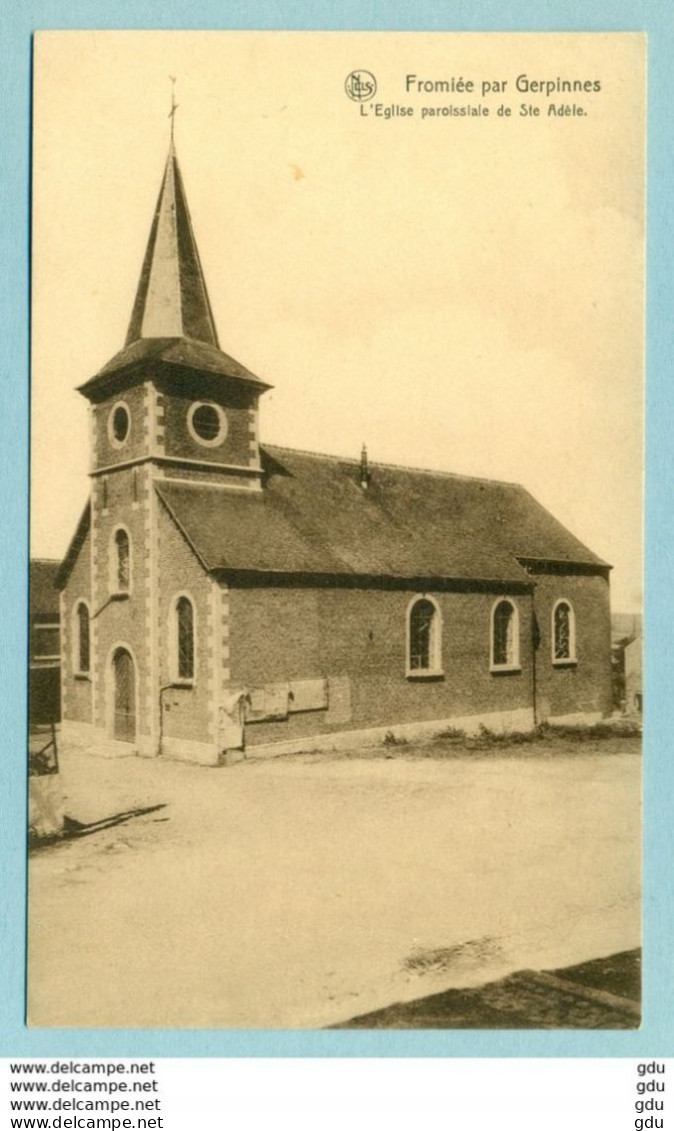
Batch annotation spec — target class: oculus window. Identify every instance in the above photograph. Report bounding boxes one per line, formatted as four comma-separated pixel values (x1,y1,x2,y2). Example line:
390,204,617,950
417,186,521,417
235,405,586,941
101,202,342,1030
187,402,227,447
108,401,130,447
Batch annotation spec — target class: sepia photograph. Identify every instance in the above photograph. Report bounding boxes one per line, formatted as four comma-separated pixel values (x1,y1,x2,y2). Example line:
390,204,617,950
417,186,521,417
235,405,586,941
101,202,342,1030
28,30,643,1030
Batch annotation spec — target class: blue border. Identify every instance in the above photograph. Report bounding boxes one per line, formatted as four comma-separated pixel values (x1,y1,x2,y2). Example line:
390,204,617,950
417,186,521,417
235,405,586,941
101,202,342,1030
1,1,671,1058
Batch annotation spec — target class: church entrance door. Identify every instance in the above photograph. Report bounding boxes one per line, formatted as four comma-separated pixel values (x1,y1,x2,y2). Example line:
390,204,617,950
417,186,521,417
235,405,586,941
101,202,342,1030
112,648,136,742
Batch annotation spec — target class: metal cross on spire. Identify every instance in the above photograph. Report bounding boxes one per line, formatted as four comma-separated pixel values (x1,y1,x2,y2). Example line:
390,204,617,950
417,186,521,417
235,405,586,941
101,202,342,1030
168,76,179,142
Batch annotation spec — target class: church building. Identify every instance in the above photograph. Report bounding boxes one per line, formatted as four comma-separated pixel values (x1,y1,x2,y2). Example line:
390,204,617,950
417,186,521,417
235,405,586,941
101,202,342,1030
57,141,613,764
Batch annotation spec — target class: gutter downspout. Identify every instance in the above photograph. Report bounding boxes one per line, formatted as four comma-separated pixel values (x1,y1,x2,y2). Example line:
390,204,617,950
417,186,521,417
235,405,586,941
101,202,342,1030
530,580,538,728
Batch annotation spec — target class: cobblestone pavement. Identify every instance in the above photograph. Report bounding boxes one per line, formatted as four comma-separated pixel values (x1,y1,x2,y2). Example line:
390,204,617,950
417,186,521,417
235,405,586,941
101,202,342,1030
334,950,641,1029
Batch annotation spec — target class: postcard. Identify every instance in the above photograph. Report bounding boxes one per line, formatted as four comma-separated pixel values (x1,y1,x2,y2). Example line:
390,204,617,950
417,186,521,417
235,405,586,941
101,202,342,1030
24,29,646,1038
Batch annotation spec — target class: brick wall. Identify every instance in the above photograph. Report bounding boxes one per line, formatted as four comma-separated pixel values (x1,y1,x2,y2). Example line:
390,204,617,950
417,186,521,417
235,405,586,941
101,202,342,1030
231,588,320,685
160,384,258,470
229,584,537,746
156,494,214,746
61,459,612,754
530,571,612,720
90,466,151,740
92,379,261,479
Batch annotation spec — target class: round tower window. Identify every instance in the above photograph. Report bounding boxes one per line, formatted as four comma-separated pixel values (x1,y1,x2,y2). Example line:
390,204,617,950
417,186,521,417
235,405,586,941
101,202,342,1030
187,402,227,447
108,402,130,447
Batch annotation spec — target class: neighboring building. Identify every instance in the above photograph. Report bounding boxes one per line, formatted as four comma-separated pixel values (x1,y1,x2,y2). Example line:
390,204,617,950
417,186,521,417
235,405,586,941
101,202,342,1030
612,612,643,642
610,613,643,711
624,634,643,714
29,559,61,725
56,141,613,764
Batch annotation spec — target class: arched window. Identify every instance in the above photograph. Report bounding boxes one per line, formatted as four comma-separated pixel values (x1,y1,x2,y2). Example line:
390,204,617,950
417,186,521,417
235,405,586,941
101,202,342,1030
74,601,90,675
491,599,520,669
552,600,576,663
175,596,195,682
114,528,130,592
407,596,442,676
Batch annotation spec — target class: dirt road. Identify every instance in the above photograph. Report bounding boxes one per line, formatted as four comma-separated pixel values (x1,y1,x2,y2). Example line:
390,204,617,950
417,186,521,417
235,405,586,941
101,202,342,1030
28,735,640,1028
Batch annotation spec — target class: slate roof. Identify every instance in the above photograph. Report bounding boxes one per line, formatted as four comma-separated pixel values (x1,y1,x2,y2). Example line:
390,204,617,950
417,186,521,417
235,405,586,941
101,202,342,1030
78,143,270,400
65,145,608,591
127,141,219,347
155,446,608,585
55,503,91,591
78,337,270,396
30,559,61,617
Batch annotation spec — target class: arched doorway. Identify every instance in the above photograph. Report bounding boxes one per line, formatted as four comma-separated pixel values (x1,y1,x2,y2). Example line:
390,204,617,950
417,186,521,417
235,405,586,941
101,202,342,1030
112,647,136,742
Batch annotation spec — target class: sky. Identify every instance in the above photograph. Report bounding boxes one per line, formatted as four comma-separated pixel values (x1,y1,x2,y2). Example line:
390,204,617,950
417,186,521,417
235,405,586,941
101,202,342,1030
31,31,644,610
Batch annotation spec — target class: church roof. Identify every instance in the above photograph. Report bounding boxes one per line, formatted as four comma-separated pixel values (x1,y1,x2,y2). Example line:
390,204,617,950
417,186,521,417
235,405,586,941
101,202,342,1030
55,502,91,590
155,446,609,585
78,336,270,395
79,143,270,398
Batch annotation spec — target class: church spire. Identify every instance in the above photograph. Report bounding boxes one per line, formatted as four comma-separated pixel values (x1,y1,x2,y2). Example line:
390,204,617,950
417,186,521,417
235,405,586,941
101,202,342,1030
79,108,271,401
125,141,220,348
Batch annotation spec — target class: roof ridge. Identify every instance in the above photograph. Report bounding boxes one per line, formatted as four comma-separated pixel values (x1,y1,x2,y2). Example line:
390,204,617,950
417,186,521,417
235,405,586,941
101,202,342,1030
264,443,520,488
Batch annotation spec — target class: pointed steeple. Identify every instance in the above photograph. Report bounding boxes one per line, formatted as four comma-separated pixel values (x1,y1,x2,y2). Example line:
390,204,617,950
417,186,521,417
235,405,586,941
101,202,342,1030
79,132,271,401
125,143,219,347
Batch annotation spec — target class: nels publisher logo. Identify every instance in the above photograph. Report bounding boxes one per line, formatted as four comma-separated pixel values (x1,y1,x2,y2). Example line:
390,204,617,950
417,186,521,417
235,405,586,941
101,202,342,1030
345,70,377,102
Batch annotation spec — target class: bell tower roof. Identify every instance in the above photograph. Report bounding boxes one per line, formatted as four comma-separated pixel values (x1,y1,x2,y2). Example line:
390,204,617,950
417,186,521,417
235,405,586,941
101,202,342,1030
78,138,271,400
125,142,219,348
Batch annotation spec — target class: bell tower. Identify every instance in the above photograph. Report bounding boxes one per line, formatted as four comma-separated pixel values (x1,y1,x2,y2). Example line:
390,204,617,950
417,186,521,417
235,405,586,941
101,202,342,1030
78,139,271,490
74,132,271,756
